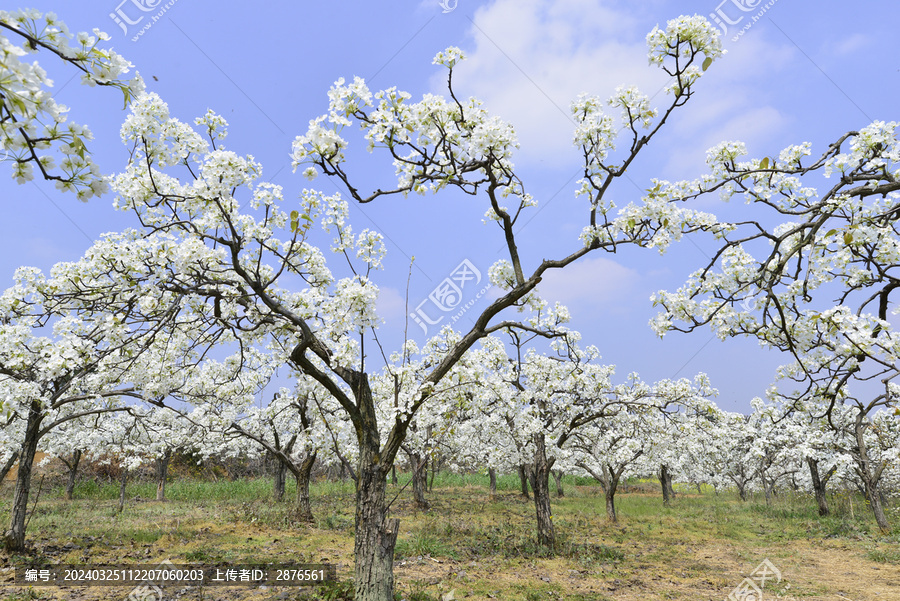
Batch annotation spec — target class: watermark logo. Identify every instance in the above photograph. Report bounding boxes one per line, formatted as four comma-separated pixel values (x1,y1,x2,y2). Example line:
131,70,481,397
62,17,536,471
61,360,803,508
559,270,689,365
126,558,175,601
438,0,458,13
410,259,491,335
709,0,779,42
109,0,179,42
726,558,785,601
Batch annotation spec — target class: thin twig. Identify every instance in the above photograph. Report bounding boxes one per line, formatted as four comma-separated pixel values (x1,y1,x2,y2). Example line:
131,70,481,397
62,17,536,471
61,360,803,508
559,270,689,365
24,475,45,531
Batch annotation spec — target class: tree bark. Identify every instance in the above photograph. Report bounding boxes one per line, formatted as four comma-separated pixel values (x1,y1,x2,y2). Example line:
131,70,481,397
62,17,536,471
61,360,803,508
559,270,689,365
155,449,172,501
730,465,751,502
553,470,564,498
488,468,497,497
354,446,398,601
531,433,555,550
4,401,42,552
853,416,890,532
659,464,675,506
62,449,82,501
576,461,622,523
404,448,429,511
518,464,530,499
604,465,622,523
273,455,287,502
762,472,773,506
292,451,316,523
806,457,834,517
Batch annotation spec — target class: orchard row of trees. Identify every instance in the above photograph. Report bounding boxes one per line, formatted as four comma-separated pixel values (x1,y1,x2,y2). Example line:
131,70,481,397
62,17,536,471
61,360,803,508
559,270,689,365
2,9,898,601
4,372,899,530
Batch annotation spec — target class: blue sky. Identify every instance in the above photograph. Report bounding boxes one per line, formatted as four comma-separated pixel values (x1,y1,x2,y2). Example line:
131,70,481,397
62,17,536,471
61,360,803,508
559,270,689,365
2,0,898,411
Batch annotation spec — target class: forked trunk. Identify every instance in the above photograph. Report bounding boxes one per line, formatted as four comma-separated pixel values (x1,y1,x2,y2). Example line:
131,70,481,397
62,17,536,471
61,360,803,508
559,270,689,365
736,480,749,502
4,401,42,552
553,470,564,497
806,457,833,517
604,465,621,523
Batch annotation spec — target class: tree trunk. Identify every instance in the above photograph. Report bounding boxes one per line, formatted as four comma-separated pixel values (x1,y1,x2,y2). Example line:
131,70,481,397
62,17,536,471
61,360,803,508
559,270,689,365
4,400,42,552
155,449,171,501
604,465,621,523
736,480,749,501
0,451,19,484
762,473,773,506
531,433,555,550
605,486,617,522
659,464,675,506
806,457,833,517
354,448,398,601
862,474,889,531
518,464,530,499
553,470,564,497
488,468,497,497
405,449,429,510
853,416,890,532
118,468,128,514
292,452,316,523
731,466,751,502
62,449,82,501
273,456,287,501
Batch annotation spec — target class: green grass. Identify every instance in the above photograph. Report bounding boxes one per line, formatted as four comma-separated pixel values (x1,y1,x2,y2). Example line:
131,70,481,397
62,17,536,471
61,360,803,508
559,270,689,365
1,471,898,600
63,476,280,502
867,545,900,563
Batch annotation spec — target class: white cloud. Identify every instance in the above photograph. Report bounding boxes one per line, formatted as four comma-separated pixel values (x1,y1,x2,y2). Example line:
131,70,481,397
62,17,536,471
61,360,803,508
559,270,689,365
445,0,800,179
376,285,408,324
662,104,788,183
536,255,640,313
443,0,669,167
656,32,797,181
832,33,869,57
